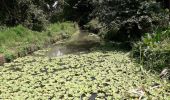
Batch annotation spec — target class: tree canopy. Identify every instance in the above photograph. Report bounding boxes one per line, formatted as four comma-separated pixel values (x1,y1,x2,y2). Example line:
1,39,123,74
0,0,169,38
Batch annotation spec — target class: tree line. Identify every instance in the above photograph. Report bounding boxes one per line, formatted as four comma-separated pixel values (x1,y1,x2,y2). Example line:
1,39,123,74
0,0,169,41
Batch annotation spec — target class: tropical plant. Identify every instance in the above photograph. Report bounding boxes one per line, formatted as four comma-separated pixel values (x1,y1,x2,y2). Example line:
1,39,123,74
132,29,170,71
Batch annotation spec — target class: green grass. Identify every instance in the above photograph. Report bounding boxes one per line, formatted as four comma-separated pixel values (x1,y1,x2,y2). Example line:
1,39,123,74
0,47,169,99
0,22,78,61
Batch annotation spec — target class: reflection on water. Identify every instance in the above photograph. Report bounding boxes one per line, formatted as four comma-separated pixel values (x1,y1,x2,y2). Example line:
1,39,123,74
46,32,100,57
47,45,65,57
46,44,91,57
48,47,64,57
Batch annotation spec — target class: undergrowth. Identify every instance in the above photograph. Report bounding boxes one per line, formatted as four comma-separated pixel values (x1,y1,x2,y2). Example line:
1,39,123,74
132,28,170,72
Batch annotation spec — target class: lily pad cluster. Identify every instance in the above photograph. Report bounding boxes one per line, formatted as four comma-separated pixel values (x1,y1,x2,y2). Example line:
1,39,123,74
0,49,170,99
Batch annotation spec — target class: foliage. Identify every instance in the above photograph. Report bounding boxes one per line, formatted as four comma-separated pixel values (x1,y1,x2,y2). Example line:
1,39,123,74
89,0,169,41
62,0,94,25
0,0,168,35
0,0,64,31
132,29,170,71
23,4,48,31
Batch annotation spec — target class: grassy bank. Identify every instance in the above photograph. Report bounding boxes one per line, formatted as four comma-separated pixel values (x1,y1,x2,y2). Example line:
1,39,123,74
0,22,78,62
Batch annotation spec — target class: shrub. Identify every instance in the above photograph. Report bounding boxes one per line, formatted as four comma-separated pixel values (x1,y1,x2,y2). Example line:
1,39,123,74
23,4,48,31
132,29,170,71
62,0,94,25
0,0,64,31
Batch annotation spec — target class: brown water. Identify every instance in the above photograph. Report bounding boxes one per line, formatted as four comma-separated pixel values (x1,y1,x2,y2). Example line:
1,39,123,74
46,44,91,57
46,31,101,57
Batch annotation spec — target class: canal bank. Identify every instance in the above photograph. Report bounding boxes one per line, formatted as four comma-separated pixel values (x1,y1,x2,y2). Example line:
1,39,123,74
0,22,78,65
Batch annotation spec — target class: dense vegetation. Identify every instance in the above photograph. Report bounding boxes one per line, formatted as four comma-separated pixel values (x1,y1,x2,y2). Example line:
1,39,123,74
132,28,170,72
0,0,170,99
0,0,68,31
92,0,169,41
60,0,169,40
0,47,170,99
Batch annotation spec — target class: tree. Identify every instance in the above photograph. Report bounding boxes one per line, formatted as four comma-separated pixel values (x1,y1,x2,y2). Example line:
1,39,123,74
90,0,169,41
62,0,94,25
0,0,64,31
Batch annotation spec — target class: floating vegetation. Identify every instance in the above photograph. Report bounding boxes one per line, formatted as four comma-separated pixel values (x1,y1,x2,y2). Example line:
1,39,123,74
0,49,170,100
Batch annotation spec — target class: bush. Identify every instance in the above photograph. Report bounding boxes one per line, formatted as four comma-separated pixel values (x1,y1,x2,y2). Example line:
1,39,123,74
0,0,64,31
132,29,170,71
23,4,48,31
91,0,169,41
62,0,94,25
